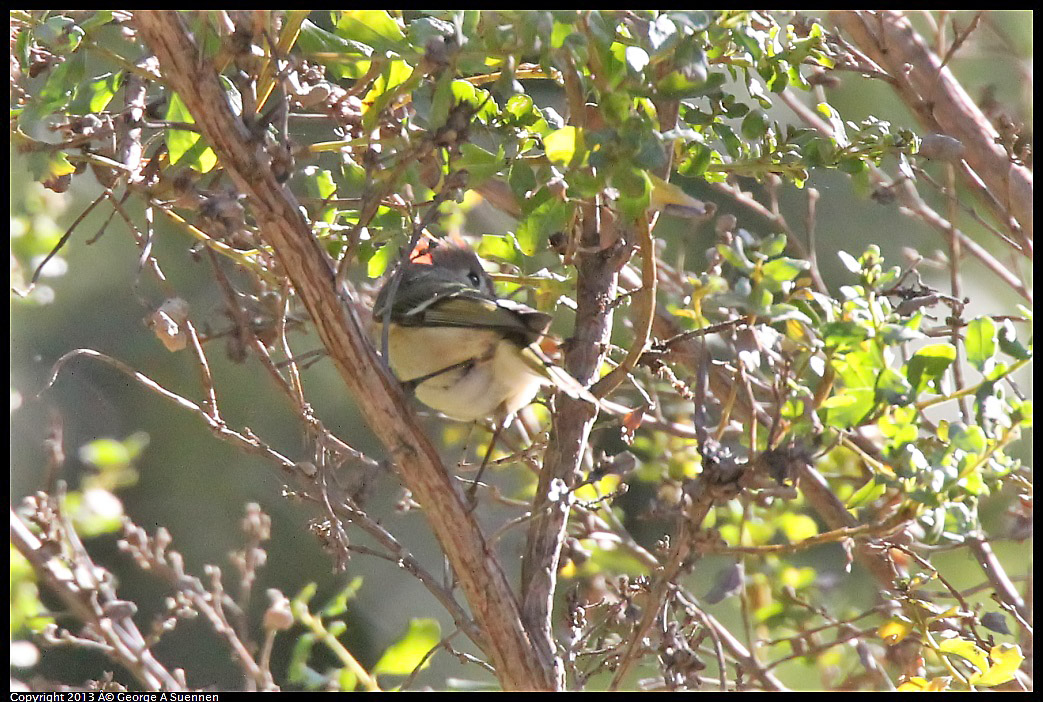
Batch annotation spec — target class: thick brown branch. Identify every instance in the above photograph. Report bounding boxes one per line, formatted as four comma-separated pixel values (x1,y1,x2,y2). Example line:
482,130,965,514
520,202,623,685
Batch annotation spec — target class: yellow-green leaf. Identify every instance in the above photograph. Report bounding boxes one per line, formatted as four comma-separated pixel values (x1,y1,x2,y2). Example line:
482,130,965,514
166,92,217,173
778,513,818,542
938,637,988,675
544,126,579,166
373,618,441,676
971,643,1024,687
878,617,912,644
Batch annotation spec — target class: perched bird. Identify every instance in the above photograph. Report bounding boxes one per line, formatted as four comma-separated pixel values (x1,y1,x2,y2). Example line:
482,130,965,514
372,236,595,422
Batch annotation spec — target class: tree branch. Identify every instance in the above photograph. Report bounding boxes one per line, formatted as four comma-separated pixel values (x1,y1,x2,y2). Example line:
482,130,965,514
519,200,623,685
831,10,1032,242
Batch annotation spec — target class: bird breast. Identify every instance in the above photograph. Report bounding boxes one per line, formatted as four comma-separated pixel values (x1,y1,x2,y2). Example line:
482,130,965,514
385,325,545,421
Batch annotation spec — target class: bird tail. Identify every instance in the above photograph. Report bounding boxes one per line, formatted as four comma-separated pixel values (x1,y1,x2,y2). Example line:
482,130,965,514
520,345,599,407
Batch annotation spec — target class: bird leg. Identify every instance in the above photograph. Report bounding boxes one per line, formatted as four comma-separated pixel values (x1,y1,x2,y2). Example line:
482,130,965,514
467,417,510,506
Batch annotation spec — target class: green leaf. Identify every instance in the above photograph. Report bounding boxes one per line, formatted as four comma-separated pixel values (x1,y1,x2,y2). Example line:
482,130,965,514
373,618,441,676
457,142,505,187
878,406,918,444
405,16,455,52
476,234,521,262
997,319,1030,360
362,60,418,130
679,142,714,177
80,10,115,32
821,387,875,429
875,368,913,405
778,513,818,542
504,93,533,120
64,488,124,538
25,150,76,183
507,160,537,199
78,436,144,470
32,51,86,119
337,668,358,692
761,257,809,289
427,71,454,129
761,233,788,258
166,92,217,173
550,18,574,50
321,576,363,617
740,109,767,140
879,321,925,345
656,70,724,99
301,166,336,201
766,65,789,93
906,343,957,394
713,123,742,158
846,477,887,508
287,632,319,686
504,93,552,136
297,20,373,79
815,101,848,147
367,244,395,278
516,190,573,256
68,71,122,114
948,423,986,453
820,321,869,350
766,304,812,325
334,10,405,54
449,80,496,122
965,316,997,371
716,239,755,273
301,166,337,223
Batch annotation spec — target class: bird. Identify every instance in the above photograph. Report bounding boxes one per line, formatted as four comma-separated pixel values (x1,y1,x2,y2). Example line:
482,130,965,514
372,235,596,423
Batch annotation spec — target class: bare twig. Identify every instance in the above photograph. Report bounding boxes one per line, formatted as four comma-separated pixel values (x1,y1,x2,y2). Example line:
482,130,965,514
12,502,186,691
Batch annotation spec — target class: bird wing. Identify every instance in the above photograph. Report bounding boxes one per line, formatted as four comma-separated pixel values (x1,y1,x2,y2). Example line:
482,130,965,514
516,343,599,405
403,292,550,346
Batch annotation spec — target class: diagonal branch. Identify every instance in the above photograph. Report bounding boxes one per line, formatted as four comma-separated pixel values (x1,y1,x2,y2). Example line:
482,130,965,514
831,10,1032,242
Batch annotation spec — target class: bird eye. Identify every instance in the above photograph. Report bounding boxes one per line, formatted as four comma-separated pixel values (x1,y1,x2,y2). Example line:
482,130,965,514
467,271,482,287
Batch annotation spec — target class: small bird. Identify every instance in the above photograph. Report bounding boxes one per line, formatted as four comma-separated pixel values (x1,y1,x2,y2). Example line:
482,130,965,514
372,236,596,422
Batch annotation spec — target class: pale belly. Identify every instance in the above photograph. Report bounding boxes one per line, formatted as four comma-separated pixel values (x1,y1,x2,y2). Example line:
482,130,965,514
382,325,545,421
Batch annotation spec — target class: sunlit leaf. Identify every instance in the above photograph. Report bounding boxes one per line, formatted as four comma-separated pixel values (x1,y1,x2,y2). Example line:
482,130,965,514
334,10,405,54
166,92,217,173
544,126,581,166
970,643,1024,687
965,316,997,372
906,343,957,394
373,618,441,676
